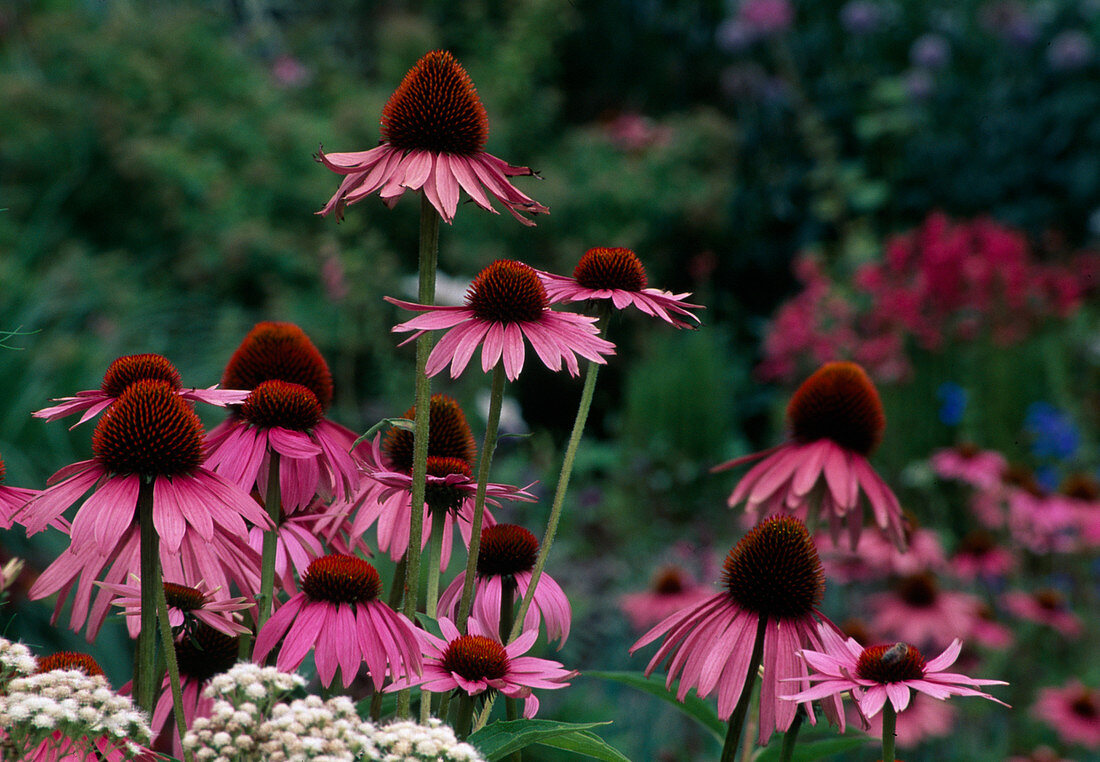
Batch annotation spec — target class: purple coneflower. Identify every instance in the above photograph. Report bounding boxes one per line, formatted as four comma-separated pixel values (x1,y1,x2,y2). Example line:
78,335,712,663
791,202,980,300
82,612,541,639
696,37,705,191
253,553,421,689
869,572,983,650
713,361,907,550
0,453,38,530
929,443,1006,489
438,524,571,645
1001,588,1083,638
386,617,576,719
619,565,714,631
1031,680,1100,749
34,353,247,428
537,247,703,327
389,259,616,381
98,578,250,638
631,516,843,744
318,50,548,226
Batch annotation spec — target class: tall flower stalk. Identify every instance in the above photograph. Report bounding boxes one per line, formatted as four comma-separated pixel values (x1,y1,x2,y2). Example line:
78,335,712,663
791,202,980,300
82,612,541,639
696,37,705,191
255,453,282,635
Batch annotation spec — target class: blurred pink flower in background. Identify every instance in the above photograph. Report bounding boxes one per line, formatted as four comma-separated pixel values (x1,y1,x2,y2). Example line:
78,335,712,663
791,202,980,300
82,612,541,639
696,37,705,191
869,573,983,649
816,527,945,583
930,444,1007,490
949,530,1016,581
619,565,714,631
1032,680,1100,748
1001,589,1083,638
738,0,794,37
860,691,956,748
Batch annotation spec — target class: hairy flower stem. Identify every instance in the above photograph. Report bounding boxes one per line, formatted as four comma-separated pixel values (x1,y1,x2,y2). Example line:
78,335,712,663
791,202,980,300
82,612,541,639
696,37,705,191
135,481,159,714
778,707,805,762
255,453,282,640
453,693,477,740
398,193,440,719
720,617,767,762
153,562,194,762
455,363,506,632
508,316,608,643
420,508,448,723
881,703,897,762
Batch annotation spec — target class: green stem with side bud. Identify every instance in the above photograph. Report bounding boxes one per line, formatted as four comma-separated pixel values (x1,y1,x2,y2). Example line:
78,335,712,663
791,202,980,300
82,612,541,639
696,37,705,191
720,617,767,762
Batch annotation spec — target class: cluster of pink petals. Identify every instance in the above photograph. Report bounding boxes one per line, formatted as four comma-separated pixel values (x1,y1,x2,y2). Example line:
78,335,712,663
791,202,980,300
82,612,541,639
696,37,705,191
34,386,247,429
246,510,329,592
783,628,1008,721
869,582,984,650
8,733,162,762
618,567,714,631
1031,680,1100,748
317,145,549,226
1001,590,1083,638
716,438,906,550
97,578,250,638
386,618,576,718
0,480,38,530
437,567,572,646
930,445,1007,490
816,528,945,583
536,270,703,328
253,585,421,690
387,296,616,382
949,539,1016,581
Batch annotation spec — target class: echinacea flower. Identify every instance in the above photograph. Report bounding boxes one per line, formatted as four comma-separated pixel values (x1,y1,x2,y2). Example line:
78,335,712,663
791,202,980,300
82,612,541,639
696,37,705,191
782,629,1008,722
438,524,571,645
1032,680,1100,749
220,322,335,411
21,379,271,634
253,554,421,689
630,516,844,744
619,565,714,631
34,353,247,428
869,573,983,650
713,361,907,550
930,443,1006,489
386,617,576,718
537,247,703,328
318,50,548,226
1001,588,1083,638
949,530,1016,581
0,452,37,530
98,578,251,639
388,259,616,381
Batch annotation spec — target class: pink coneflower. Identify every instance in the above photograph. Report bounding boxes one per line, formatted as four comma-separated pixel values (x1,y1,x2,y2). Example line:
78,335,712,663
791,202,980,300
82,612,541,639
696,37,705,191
0,453,37,530
98,578,251,639
438,524,571,645
713,362,906,550
253,554,421,689
220,322,335,411
815,525,945,583
619,565,714,631
317,50,548,226
1032,681,1100,749
783,629,1008,722
537,247,703,328
388,259,616,381
631,516,843,744
386,617,576,718
929,443,1006,489
34,353,247,428
20,380,270,635
1001,588,1083,638
869,573,982,650
949,530,1016,581
970,603,1014,650
246,506,328,591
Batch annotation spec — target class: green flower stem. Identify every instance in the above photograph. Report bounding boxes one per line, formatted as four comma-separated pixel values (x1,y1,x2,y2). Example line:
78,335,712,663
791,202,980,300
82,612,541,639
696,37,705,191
453,693,477,740
397,193,440,719
881,703,897,762
455,363,507,632
720,617,767,762
134,480,159,714
152,558,194,762
473,693,497,732
777,707,805,762
508,317,608,643
501,580,522,762
255,452,282,641
420,508,448,723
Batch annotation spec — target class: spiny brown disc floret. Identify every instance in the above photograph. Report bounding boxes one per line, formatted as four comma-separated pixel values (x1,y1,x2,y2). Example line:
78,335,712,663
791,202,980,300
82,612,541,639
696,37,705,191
440,634,509,682
222,322,333,411
239,380,323,432
856,642,926,683
92,380,205,477
175,623,240,684
301,554,382,604
382,395,477,474
895,572,939,607
380,50,489,156
101,354,183,398
957,530,996,556
1072,689,1099,719
722,516,824,620
466,260,549,325
652,567,686,595
424,456,474,516
787,362,885,456
164,582,207,612
477,524,539,579
36,652,105,677
573,247,648,292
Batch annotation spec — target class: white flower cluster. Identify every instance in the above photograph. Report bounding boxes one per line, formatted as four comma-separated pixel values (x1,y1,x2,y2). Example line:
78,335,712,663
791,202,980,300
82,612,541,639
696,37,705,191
205,662,306,715
259,695,377,762
0,668,151,758
371,718,486,762
0,636,36,690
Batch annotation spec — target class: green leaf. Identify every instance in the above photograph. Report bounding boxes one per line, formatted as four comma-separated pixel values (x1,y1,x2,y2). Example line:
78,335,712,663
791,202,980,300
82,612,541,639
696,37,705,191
468,719,612,760
753,734,871,761
535,729,633,761
352,417,413,448
584,670,724,741
414,612,445,640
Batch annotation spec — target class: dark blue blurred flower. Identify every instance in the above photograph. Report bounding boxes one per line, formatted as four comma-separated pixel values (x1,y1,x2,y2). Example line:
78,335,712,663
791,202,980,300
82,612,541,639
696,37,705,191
1035,464,1061,493
936,382,968,426
1025,402,1080,461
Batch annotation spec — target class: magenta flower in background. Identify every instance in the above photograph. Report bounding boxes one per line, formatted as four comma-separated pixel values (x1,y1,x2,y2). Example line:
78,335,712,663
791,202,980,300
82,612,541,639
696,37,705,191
714,361,907,550
631,516,843,744
389,259,615,381
33,353,247,428
98,578,250,639
737,0,794,37
537,247,703,328
815,526,945,583
619,565,713,631
869,573,983,650
386,617,576,718
438,524,572,645
253,554,421,689
930,444,1007,490
1032,680,1100,749
1001,588,1083,638
949,530,1016,581
783,628,1008,722
318,50,548,226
